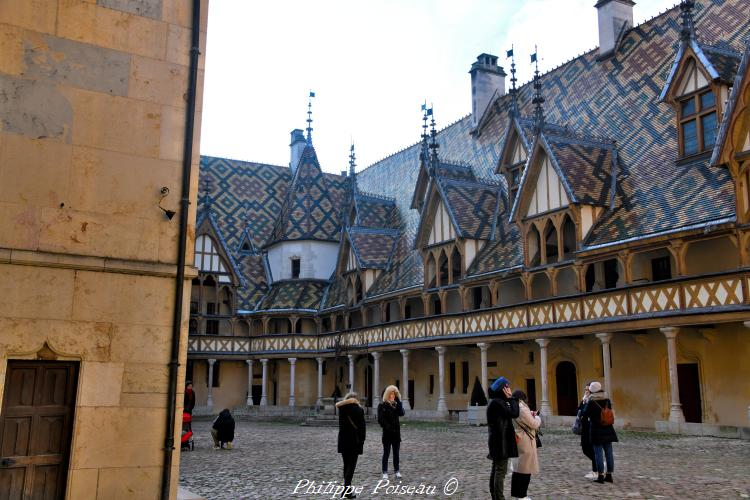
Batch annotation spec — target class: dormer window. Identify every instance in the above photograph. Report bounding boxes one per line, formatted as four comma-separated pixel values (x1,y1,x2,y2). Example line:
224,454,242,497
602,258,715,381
291,257,301,279
679,88,717,157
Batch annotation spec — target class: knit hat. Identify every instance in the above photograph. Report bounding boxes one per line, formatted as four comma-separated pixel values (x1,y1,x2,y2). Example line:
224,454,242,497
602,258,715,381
490,376,510,393
589,381,602,393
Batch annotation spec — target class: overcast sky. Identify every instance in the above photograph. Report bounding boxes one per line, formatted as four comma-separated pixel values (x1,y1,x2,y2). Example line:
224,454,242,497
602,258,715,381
200,0,679,173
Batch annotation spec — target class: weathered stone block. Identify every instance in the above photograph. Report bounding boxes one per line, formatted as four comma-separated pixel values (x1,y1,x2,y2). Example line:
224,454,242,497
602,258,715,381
62,87,161,158
23,33,131,96
161,0,208,29
0,264,75,321
97,0,163,21
0,201,41,250
72,407,165,468
57,1,167,60
0,24,24,76
79,361,124,407
122,362,169,394
158,104,185,161
110,324,171,364
69,146,181,219
120,392,168,408
38,207,161,261
72,271,174,326
166,23,206,70
0,74,73,142
129,55,187,108
67,468,99,500
96,466,162,499
0,135,72,208
0,317,112,362
0,0,57,35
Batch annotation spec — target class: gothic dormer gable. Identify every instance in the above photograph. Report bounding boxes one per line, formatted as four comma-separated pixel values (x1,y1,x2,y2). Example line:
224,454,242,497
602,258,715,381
194,215,242,286
497,116,533,206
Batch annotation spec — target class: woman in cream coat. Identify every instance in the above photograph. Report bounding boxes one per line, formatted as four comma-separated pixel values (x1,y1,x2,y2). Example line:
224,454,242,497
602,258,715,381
511,390,541,500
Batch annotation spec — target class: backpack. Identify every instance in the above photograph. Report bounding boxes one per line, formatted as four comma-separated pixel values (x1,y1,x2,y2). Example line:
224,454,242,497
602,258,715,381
594,400,614,426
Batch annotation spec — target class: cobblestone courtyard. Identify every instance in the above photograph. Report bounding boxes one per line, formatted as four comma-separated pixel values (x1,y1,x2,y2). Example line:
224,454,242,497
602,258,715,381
180,419,750,499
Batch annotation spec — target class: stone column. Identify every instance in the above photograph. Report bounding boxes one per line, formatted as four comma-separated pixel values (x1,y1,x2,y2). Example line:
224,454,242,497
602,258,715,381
435,346,447,414
288,358,296,407
596,333,613,395
535,339,552,417
661,327,685,423
347,354,355,393
372,352,382,410
260,358,268,406
245,359,254,406
316,357,324,407
400,349,411,411
477,342,489,396
206,359,216,409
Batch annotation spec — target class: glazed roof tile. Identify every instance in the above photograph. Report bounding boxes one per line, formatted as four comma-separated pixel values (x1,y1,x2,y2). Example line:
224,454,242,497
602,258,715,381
256,280,327,312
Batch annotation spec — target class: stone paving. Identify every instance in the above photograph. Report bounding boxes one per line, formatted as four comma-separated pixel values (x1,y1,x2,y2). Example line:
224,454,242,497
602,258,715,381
179,419,750,500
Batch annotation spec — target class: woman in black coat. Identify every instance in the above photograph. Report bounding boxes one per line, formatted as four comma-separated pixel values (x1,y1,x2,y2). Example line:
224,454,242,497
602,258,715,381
377,385,405,479
336,392,366,498
486,377,519,500
577,383,597,479
583,381,618,484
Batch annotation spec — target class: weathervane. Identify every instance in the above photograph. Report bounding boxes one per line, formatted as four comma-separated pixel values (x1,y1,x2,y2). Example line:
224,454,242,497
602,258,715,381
306,90,315,145
531,46,545,133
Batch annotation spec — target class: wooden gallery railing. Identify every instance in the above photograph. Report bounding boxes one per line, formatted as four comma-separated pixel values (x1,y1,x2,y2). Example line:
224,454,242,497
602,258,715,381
187,270,749,356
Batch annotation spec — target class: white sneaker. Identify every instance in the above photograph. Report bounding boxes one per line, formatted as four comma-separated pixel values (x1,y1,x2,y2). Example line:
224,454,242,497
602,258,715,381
382,473,388,479
584,471,598,480
395,471,402,479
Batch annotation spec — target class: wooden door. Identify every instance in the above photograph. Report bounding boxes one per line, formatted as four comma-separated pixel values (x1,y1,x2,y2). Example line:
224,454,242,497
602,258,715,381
0,361,78,500
555,361,578,416
677,363,702,423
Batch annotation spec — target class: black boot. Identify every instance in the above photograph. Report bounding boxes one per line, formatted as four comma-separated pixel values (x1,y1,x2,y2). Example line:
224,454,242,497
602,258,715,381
604,473,613,483
595,474,605,484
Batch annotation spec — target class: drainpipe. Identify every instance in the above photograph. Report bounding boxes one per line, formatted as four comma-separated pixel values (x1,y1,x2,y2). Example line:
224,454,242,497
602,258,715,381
161,0,201,498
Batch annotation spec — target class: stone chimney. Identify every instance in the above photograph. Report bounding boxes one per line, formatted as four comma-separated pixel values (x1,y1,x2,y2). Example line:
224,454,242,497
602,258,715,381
289,128,306,175
595,0,634,59
470,53,506,128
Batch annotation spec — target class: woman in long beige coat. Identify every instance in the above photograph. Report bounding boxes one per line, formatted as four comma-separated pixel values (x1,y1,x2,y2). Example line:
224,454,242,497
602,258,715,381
511,390,541,499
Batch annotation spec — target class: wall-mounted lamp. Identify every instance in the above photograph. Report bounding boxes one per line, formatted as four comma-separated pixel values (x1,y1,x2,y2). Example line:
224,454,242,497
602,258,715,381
158,186,176,220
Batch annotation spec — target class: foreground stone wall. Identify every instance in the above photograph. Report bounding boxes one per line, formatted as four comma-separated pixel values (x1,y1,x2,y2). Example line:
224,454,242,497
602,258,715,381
0,0,208,497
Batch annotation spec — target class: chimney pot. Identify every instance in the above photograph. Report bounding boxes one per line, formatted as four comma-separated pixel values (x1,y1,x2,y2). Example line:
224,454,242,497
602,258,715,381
596,0,635,59
289,129,306,174
469,53,506,129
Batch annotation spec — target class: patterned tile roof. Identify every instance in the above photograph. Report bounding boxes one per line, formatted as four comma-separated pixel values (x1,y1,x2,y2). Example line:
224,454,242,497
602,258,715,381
438,178,500,239
256,280,327,312
348,227,400,270
269,145,345,245
200,0,747,307
354,192,399,229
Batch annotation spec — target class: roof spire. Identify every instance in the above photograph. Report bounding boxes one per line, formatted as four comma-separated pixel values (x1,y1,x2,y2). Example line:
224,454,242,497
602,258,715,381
201,177,213,209
680,0,696,42
531,46,545,134
419,102,430,167
306,90,315,145
507,45,519,116
349,142,358,187
429,105,440,170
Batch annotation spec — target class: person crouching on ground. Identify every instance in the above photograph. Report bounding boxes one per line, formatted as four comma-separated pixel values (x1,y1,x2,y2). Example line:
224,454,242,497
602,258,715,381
577,382,597,480
211,408,235,450
510,390,541,500
336,392,366,498
378,385,405,480
487,376,520,500
583,381,618,483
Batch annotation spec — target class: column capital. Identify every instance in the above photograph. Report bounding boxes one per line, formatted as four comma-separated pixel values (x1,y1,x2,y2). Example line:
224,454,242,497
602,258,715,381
660,326,680,339
476,342,489,352
260,358,269,365
743,321,750,330
595,332,613,343
371,351,382,360
316,357,325,364
288,357,297,365
245,359,254,366
535,338,550,348
347,354,354,361
435,346,446,354
399,349,410,357
207,358,216,365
